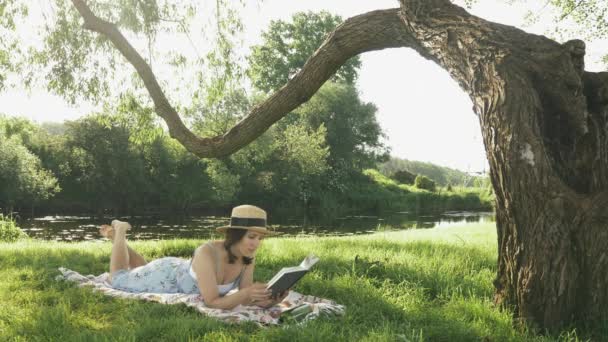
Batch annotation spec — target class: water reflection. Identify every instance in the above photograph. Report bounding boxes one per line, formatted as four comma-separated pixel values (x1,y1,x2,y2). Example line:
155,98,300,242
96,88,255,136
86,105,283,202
18,211,495,242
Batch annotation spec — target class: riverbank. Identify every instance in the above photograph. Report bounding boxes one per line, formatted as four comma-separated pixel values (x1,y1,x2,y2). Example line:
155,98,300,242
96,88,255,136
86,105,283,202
0,223,595,341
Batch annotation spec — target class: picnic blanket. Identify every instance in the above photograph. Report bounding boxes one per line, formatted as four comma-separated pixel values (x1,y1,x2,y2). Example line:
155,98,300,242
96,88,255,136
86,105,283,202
56,267,345,326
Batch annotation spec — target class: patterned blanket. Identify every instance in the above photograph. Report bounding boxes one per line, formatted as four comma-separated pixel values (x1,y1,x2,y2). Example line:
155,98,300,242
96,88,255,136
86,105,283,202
56,267,345,326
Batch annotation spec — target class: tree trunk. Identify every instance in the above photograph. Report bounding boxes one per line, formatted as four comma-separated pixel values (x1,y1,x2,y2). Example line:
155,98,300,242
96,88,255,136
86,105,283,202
397,0,608,331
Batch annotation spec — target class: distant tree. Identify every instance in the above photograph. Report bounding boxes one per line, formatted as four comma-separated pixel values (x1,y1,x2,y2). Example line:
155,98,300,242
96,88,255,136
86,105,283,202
248,11,361,93
414,175,436,192
0,115,40,148
248,12,385,170
291,82,388,171
380,157,476,187
0,136,59,213
40,122,68,136
144,137,213,213
391,169,416,185
228,111,330,217
62,115,149,215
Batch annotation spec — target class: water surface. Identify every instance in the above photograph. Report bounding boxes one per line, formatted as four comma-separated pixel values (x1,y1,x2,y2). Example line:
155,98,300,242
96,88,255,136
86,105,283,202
18,211,495,242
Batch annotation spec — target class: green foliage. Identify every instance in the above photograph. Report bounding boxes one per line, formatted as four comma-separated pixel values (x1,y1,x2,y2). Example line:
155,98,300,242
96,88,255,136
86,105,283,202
0,135,60,211
112,93,164,145
0,0,27,91
540,0,607,40
268,123,329,215
30,1,114,104
231,81,387,220
0,114,40,146
248,11,361,93
20,1,216,107
144,137,212,212
2,3,492,221
206,159,240,205
292,82,389,171
190,87,250,137
0,1,27,35
415,175,436,192
0,214,27,242
183,1,250,139
40,122,68,136
0,114,491,220
274,123,329,176
361,169,493,214
380,156,486,187
61,114,148,210
392,169,416,185
43,111,215,214
224,114,330,218
186,11,371,220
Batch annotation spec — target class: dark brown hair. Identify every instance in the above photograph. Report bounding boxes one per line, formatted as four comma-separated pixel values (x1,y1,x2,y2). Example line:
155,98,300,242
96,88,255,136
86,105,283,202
223,228,254,264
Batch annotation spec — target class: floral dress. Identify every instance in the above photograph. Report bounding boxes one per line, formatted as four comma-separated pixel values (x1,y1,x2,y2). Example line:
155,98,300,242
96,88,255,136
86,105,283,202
111,257,201,294
111,243,244,295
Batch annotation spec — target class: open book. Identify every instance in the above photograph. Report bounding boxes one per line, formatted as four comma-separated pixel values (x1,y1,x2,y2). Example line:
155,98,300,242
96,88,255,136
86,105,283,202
266,254,319,297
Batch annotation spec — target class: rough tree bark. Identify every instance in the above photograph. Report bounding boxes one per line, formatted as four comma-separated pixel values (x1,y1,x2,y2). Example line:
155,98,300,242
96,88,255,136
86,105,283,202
71,0,608,331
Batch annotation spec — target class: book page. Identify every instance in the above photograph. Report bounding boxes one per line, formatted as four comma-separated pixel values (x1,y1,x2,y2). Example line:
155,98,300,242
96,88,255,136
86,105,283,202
266,254,320,289
300,254,320,269
267,266,303,286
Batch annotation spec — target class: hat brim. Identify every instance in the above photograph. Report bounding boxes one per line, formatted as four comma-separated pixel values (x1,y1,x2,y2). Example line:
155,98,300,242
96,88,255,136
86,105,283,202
216,226,281,236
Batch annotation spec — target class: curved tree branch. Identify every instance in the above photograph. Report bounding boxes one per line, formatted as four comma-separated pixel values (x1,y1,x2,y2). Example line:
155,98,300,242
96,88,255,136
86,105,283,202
71,0,413,157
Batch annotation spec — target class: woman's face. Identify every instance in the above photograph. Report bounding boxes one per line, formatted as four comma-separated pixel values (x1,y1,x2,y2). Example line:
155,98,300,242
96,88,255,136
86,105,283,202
235,230,264,257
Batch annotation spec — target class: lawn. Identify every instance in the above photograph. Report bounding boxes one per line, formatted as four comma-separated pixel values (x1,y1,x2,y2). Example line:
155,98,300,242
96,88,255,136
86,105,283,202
0,223,595,341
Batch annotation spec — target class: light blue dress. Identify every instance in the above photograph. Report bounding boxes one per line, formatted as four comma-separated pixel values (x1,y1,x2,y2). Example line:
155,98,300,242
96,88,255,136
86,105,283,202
111,242,245,296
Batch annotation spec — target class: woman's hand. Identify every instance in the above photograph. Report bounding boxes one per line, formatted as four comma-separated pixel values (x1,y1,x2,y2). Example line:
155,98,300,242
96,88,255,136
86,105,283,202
254,289,291,308
245,282,271,305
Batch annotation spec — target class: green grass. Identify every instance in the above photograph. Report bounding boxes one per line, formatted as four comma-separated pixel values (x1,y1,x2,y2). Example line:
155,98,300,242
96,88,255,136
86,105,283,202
0,223,596,341
358,169,494,215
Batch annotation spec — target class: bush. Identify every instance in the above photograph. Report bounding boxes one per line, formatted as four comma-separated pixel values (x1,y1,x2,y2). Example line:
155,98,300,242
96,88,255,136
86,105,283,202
0,214,28,242
415,175,436,192
391,169,416,185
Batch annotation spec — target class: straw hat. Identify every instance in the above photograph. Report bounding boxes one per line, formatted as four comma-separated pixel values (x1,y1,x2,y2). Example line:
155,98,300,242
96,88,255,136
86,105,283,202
216,205,279,235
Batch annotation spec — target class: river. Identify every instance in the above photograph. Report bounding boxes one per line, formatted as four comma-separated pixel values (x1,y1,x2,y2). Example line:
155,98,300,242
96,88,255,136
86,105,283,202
17,211,495,242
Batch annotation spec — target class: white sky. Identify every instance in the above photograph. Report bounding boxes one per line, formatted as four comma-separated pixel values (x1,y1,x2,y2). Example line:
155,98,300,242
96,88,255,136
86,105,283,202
1,0,606,173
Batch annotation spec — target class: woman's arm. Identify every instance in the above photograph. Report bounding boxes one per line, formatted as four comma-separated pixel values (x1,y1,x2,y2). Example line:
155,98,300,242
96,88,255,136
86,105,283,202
240,258,289,308
190,244,269,310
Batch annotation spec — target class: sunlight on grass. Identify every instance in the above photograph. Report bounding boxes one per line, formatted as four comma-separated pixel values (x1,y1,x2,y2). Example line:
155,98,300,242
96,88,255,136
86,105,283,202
0,223,597,341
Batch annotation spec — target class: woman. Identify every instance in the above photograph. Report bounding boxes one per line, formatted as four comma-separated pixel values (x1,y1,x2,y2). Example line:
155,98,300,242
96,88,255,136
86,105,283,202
100,205,287,310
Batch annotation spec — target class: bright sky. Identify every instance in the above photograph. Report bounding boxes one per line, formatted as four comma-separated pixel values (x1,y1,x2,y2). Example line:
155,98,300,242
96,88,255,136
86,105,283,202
1,0,606,173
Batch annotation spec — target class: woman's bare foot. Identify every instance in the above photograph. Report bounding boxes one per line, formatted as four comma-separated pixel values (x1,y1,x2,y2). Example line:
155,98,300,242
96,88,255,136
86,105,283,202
99,224,114,240
111,219,132,233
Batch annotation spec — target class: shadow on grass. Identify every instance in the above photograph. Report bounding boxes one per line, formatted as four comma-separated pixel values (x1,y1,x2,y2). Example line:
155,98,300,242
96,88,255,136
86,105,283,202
260,239,497,300
255,240,515,341
3,240,602,341
0,247,263,340
2,243,507,341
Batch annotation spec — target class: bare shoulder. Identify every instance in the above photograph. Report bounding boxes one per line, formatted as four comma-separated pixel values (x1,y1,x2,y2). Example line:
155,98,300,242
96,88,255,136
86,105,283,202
193,240,222,259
